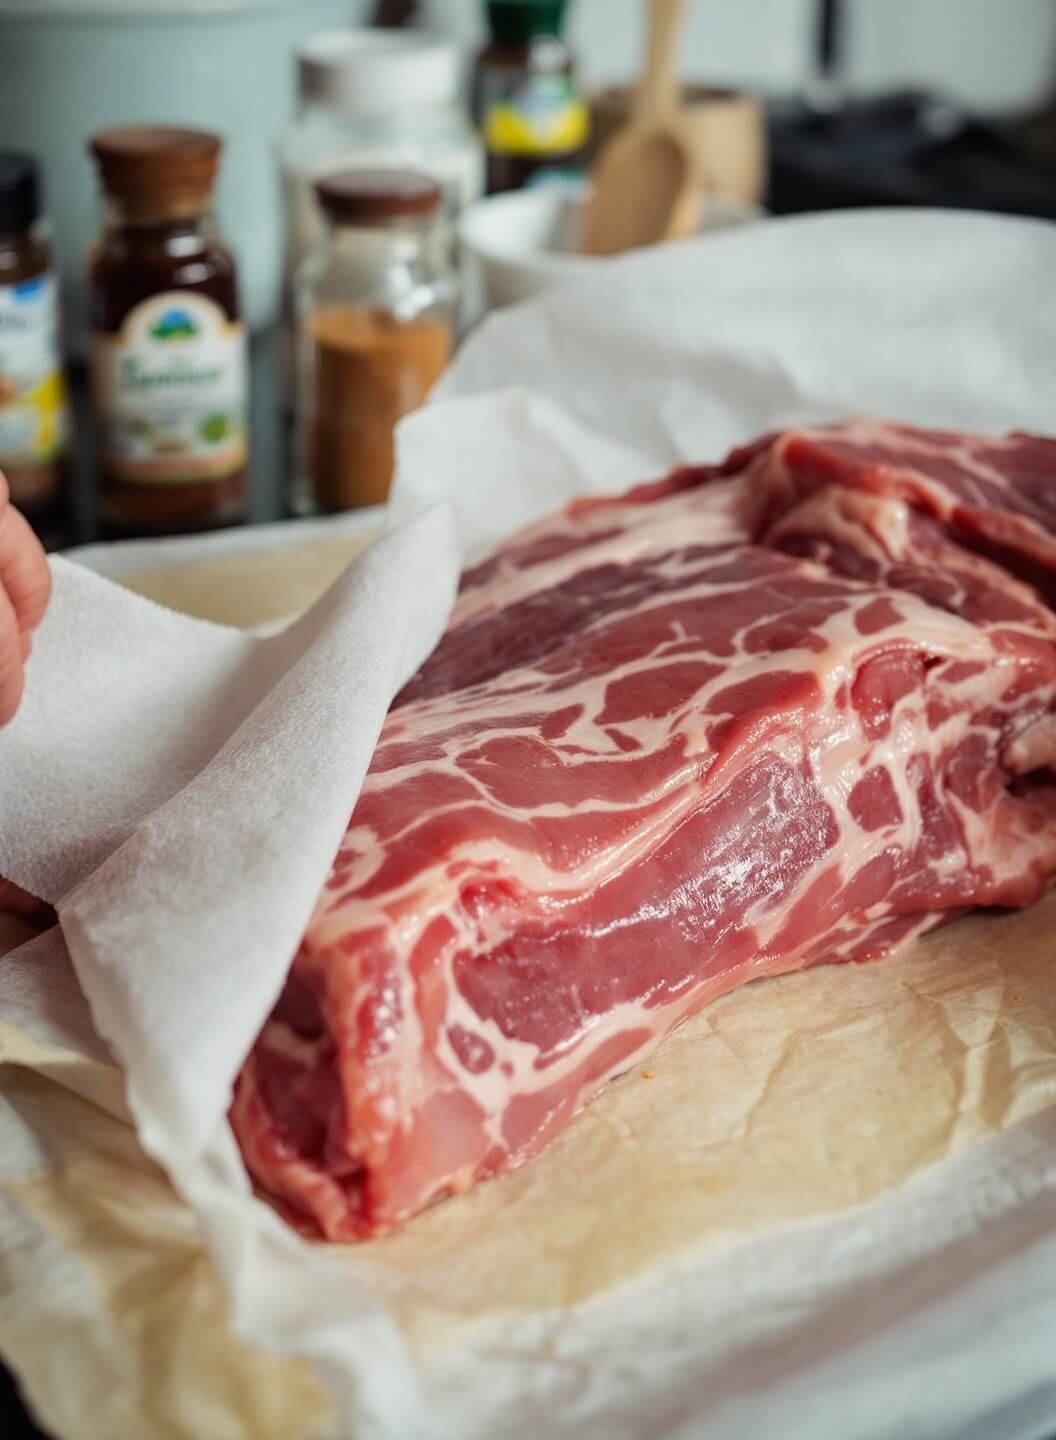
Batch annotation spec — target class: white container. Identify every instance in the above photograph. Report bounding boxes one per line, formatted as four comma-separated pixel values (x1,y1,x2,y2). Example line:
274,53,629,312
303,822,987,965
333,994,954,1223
459,182,763,311
278,29,484,284
0,0,367,354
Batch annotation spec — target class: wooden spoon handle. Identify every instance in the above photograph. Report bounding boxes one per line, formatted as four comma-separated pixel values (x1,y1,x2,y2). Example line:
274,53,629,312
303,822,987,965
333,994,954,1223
635,0,687,122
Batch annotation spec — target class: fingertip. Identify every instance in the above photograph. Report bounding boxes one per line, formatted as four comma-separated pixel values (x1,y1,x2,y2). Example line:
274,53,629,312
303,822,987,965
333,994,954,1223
0,662,23,727
0,581,24,726
0,505,51,635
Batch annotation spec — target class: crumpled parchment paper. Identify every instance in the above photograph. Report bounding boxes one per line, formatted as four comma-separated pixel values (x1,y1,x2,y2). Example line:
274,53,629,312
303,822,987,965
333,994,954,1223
1,209,1056,1440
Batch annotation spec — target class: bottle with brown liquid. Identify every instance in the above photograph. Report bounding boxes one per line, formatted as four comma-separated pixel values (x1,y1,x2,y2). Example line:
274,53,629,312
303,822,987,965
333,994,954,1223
0,153,69,536
293,169,457,514
473,0,589,194
87,127,248,536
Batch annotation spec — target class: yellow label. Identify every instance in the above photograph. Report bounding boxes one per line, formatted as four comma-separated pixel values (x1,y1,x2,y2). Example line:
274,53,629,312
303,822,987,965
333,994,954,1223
0,273,67,466
483,73,589,157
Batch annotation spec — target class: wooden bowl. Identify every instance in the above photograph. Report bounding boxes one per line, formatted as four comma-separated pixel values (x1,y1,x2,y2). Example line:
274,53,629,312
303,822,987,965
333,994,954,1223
589,84,767,206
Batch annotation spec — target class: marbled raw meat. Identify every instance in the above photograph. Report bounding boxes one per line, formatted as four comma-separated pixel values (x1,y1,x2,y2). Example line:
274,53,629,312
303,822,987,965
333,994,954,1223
232,421,1056,1239
0,879,48,916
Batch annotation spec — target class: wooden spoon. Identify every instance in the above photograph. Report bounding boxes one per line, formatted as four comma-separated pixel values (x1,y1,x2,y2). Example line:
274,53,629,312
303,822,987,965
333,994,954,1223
579,0,700,257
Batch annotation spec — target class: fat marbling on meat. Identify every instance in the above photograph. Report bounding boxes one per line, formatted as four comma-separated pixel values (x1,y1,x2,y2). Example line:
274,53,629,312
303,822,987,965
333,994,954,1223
232,420,1056,1239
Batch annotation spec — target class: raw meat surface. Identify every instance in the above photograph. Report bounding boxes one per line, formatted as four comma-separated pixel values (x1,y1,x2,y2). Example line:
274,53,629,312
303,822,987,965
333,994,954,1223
0,879,49,917
232,421,1056,1240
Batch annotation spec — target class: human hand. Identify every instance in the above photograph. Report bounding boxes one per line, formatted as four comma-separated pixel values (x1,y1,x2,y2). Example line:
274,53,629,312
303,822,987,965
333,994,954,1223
0,468,51,724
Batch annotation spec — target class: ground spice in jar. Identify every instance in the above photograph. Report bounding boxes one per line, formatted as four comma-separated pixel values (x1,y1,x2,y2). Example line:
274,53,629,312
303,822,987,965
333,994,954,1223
309,305,450,509
294,169,457,513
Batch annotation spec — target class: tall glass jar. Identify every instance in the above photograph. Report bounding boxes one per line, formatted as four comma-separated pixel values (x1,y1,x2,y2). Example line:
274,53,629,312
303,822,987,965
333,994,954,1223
278,30,482,430
473,0,589,194
0,152,70,539
279,31,483,292
293,169,457,515
87,127,248,536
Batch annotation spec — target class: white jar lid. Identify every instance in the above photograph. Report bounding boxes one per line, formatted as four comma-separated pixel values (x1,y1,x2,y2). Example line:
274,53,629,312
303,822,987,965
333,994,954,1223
298,29,461,115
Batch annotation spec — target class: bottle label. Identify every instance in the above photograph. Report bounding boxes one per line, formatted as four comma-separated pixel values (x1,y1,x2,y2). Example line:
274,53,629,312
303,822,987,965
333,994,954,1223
0,272,67,469
483,71,589,157
91,291,247,485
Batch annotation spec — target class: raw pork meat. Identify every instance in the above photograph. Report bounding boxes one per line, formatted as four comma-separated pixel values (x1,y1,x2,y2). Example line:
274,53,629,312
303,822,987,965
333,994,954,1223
0,879,49,917
232,421,1056,1240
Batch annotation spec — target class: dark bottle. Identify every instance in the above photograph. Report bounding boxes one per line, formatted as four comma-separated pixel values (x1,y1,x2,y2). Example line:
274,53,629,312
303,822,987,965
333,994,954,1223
87,127,248,536
0,153,70,535
473,0,589,195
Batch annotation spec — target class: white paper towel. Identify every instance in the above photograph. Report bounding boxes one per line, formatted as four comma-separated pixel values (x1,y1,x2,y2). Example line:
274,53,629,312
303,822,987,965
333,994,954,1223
394,207,1056,553
1,510,461,1435
2,209,1056,1440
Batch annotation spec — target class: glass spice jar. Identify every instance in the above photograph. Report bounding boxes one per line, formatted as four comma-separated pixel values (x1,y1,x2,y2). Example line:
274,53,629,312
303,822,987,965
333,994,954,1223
293,169,457,515
279,29,483,292
473,0,589,195
0,153,70,535
277,29,483,424
87,127,248,536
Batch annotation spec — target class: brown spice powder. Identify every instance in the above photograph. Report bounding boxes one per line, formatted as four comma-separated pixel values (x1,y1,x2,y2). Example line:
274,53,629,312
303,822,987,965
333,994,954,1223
309,304,451,510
